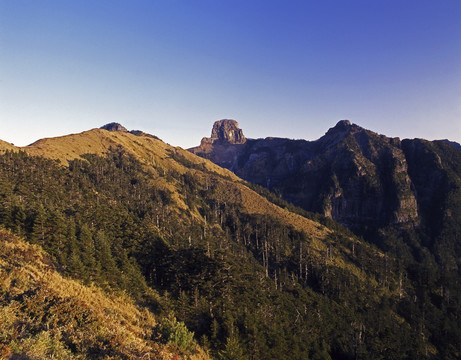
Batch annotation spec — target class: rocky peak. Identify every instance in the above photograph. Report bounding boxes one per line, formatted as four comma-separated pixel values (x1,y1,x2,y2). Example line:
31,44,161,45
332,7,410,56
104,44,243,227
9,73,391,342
335,119,352,129
210,119,246,144
327,119,361,134
318,120,360,149
100,123,128,132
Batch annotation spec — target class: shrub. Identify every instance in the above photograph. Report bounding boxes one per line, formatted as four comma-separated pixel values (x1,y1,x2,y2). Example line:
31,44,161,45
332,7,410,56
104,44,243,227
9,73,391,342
156,314,195,352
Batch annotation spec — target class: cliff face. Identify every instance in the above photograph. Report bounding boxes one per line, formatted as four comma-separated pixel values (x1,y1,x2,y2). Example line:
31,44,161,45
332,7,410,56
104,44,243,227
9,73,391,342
210,119,246,144
195,119,246,149
190,120,461,232
190,119,247,170
307,122,419,228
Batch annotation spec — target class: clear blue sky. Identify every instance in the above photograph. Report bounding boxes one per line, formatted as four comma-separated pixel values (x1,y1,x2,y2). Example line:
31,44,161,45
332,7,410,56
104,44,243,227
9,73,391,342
1,0,460,148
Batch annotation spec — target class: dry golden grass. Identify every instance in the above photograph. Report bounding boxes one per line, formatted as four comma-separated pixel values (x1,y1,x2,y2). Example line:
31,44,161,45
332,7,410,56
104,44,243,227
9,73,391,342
0,229,212,360
17,129,238,181
8,129,238,214
0,139,18,152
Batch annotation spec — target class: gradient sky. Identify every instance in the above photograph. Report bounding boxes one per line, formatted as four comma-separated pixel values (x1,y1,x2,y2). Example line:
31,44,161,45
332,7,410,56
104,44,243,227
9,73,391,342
1,0,460,148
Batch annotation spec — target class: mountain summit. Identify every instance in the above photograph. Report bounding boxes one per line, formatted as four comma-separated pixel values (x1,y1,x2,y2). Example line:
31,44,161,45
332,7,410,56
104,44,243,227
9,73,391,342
210,119,246,144
100,122,128,132
200,119,246,147
190,119,247,169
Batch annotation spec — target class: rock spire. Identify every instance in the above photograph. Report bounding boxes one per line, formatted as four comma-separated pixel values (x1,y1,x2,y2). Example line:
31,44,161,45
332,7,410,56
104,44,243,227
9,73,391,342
209,119,246,144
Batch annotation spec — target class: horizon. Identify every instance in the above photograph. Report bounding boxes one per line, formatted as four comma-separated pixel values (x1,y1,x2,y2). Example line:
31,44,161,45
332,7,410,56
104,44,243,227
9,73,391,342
2,118,461,149
1,1,460,148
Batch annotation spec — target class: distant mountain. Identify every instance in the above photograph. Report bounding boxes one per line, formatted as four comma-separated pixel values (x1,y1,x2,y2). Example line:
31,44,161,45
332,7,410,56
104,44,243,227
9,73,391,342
1,123,460,359
190,120,461,235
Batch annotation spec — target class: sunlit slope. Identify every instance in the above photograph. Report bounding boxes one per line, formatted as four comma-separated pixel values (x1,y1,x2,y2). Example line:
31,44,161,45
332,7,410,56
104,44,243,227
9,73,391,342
25,129,240,179
0,229,210,360
15,130,334,247
0,139,17,152
9,128,324,233
1,127,387,286
16,129,384,284
0,127,427,357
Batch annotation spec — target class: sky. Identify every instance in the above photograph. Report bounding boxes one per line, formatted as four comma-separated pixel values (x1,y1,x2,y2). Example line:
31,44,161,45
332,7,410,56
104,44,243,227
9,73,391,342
1,0,460,148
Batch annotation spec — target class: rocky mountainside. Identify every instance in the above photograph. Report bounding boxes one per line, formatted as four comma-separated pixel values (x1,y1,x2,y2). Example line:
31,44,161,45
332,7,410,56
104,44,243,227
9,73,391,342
190,119,461,234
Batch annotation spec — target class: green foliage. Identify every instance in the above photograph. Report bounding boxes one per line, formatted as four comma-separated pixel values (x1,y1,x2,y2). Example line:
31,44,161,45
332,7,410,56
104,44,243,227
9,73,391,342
219,332,248,360
12,332,78,360
156,314,195,352
0,230,182,360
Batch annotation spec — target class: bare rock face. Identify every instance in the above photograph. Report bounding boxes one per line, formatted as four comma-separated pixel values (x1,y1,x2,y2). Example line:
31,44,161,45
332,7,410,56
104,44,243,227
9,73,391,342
209,119,246,145
190,120,247,169
100,123,128,132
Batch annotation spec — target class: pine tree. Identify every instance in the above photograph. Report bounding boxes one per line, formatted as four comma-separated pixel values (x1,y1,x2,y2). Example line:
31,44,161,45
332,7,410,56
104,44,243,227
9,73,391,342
66,220,85,278
219,332,248,360
76,224,97,280
12,202,26,236
31,204,47,245
45,208,66,260
94,230,117,285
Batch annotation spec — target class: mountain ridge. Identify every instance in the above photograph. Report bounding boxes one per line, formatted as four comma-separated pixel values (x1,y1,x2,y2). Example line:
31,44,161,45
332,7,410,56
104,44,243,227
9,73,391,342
1,121,461,358
190,119,460,233
0,125,331,242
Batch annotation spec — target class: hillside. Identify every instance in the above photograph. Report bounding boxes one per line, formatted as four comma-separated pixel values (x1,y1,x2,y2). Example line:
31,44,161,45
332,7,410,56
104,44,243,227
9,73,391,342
0,124,342,259
1,123,460,358
0,229,210,360
3,127,238,180
0,140,16,152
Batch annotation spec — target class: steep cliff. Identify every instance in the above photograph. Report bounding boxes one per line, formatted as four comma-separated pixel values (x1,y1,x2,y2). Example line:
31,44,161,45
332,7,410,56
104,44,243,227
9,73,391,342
190,119,247,169
190,120,461,233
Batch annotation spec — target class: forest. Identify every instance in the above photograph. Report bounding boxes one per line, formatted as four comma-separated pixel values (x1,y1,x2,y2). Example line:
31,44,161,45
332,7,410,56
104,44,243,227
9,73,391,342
0,146,460,359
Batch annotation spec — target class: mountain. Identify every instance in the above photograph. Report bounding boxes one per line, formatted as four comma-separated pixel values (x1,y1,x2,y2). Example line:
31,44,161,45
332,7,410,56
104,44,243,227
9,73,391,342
190,119,461,235
191,117,461,272
1,123,460,359
441,139,461,151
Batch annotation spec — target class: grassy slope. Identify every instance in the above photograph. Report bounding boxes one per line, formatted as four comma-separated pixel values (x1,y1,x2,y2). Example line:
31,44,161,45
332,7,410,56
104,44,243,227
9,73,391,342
0,229,211,360
0,140,17,152
0,128,389,288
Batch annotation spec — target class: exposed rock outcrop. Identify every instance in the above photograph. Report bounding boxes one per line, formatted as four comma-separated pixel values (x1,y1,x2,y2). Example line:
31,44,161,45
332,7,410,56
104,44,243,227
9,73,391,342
100,123,128,132
190,120,247,170
210,119,246,144
197,119,246,149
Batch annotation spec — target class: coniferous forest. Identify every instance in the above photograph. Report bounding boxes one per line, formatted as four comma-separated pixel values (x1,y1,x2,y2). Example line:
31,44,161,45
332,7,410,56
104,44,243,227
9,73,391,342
1,128,461,359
